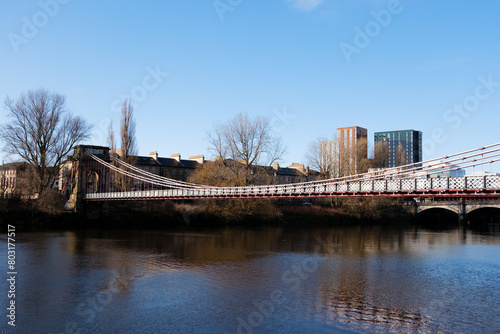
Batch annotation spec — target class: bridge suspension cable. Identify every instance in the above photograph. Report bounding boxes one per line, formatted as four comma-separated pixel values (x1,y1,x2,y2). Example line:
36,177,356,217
88,152,199,189
221,142,500,193
109,154,207,189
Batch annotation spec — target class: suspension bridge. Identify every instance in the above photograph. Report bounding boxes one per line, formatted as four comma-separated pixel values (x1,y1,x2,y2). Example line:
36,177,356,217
73,143,500,202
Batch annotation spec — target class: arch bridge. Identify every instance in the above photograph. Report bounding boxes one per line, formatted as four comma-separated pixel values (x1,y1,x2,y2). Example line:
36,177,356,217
416,199,500,216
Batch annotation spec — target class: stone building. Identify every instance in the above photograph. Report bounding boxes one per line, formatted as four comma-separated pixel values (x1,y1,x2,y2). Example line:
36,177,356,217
271,162,318,184
135,151,205,181
0,162,29,198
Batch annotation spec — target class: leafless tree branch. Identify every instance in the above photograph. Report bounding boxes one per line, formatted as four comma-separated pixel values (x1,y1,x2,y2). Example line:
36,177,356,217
207,112,286,186
0,89,92,196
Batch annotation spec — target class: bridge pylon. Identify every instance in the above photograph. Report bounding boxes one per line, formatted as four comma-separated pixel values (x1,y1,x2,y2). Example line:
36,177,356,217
67,145,111,212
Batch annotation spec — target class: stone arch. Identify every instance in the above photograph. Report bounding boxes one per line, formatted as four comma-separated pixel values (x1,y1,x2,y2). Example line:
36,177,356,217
465,204,500,215
86,170,100,194
466,207,500,232
416,207,460,228
417,205,461,215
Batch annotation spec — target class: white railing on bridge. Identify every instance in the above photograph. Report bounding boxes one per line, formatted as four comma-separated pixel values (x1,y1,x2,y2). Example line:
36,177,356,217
84,175,500,200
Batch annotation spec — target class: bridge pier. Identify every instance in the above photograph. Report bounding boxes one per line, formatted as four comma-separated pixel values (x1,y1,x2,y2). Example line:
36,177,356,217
458,198,468,239
458,198,466,225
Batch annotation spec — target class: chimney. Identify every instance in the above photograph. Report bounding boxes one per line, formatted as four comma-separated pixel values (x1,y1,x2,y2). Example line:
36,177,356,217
113,148,125,159
189,155,205,164
288,163,305,173
171,153,181,162
273,162,280,170
149,151,158,161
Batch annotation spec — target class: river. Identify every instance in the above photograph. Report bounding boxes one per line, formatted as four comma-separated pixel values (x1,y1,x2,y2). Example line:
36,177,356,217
1,224,500,333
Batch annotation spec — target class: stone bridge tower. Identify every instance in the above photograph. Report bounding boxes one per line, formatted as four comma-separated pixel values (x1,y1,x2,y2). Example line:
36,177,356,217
66,145,110,212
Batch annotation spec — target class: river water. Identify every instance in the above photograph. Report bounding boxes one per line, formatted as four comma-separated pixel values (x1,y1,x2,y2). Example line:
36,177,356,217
1,224,500,334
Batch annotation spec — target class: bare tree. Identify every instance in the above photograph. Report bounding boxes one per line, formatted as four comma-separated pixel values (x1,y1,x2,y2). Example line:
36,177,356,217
207,112,286,186
396,143,407,167
373,142,390,169
188,160,280,220
188,159,238,187
106,119,120,191
305,137,341,179
108,120,116,153
337,141,351,177
120,99,137,162
337,136,369,176
110,99,138,191
0,89,92,197
355,137,370,174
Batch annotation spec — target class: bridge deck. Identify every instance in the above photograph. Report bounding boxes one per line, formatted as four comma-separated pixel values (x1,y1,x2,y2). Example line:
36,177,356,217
85,176,500,201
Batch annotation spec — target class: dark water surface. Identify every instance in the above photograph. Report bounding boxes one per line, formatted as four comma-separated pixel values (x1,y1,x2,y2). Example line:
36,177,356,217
2,224,500,333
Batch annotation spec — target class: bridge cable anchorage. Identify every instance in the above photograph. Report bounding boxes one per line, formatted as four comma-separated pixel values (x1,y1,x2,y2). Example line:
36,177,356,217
83,143,500,199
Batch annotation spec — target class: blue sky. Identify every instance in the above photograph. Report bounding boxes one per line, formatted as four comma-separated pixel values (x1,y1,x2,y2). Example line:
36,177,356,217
1,0,500,167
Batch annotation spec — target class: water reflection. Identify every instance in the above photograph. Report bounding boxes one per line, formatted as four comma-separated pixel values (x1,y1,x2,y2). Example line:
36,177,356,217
2,225,500,333
66,225,499,262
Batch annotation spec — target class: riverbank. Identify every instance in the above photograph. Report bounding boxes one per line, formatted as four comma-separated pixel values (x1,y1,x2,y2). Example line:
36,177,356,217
0,197,414,230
